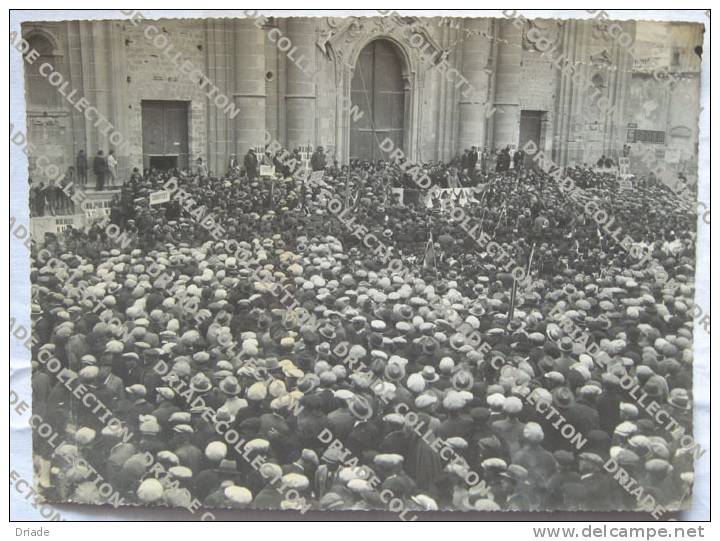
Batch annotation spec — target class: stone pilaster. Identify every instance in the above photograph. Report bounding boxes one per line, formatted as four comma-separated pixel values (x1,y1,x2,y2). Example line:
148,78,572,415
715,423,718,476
492,20,522,150
233,19,266,156
457,19,493,153
69,21,130,180
205,19,232,174
284,18,317,149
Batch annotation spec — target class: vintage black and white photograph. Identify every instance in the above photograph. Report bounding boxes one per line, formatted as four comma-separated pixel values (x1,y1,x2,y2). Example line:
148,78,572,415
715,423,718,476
9,7,710,523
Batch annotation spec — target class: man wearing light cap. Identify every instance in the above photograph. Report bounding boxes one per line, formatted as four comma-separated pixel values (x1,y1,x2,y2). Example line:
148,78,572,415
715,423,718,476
491,396,526,456
512,422,558,495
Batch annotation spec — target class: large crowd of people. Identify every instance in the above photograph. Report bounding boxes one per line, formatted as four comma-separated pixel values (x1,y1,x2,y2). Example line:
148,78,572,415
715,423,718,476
29,151,698,515
29,149,121,218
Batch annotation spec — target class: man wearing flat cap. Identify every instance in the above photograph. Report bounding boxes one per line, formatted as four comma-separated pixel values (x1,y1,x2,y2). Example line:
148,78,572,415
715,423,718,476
94,342,123,387
512,423,558,495
436,394,474,440
174,425,204,474
642,458,677,508
545,450,582,508
577,452,613,510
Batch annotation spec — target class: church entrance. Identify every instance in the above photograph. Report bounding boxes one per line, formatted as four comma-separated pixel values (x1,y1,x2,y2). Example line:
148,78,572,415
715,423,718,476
141,100,190,171
519,110,546,165
349,39,405,162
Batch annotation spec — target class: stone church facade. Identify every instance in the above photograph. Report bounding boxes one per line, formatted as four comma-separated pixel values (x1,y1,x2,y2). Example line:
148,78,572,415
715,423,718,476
20,13,703,182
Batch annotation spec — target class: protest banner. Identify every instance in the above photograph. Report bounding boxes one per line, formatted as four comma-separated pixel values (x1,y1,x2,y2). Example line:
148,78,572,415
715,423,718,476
149,190,171,205
260,165,276,177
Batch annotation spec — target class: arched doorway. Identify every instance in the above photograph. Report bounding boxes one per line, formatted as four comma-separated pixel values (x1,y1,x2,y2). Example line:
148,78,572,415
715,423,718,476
349,39,405,162
24,33,63,110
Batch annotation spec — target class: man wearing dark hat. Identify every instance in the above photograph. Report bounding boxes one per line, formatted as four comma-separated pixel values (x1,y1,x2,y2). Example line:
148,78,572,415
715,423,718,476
296,394,330,449
662,380,690,417
545,450,582,508
468,146,479,175
244,148,258,180
93,150,108,191
597,374,623,434
311,147,326,172
346,397,380,458
325,400,358,441
554,337,576,378
314,447,345,500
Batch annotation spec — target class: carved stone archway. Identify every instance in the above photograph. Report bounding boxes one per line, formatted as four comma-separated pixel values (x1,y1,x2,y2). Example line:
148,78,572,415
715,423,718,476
317,16,443,163
348,38,408,161
22,26,63,56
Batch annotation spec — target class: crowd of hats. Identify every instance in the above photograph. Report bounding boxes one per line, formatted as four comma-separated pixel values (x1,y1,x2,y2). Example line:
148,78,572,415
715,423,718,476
30,161,697,513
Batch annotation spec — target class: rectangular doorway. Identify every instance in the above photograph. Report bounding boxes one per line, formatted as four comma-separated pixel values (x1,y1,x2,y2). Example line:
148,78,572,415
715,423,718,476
141,100,189,171
519,110,546,153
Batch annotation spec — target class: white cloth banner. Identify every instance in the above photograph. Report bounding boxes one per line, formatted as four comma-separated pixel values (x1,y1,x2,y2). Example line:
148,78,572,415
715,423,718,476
423,187,478,208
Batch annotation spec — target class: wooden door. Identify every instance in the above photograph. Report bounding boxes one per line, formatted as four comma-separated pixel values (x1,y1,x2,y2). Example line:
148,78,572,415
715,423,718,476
350,40,405,162
519,111,543,153
141,101,189,169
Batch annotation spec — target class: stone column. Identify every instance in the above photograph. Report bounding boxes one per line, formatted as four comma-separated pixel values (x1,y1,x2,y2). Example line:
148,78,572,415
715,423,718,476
555,20,589,167
603,21,635,161
107,21,130,179
233,19,266,157
205,19,231,174
492,20,522,150
284,18,317,148
64,22,86,173
457,19,492,153
72,21,130,184
554,20,576,166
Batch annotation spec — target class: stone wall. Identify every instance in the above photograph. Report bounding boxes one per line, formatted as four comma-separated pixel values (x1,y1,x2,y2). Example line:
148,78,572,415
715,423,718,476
123,18,209,170
519,46,556,154
19,15,703,181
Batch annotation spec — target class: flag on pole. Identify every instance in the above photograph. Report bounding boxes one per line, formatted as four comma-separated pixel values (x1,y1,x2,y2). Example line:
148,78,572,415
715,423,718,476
352,184,361,210
343,175,350,209
494,204,507,234
595,226,605,251
478,206,487,237
507,275,518,326
477,186,488,207
526,242,536,276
